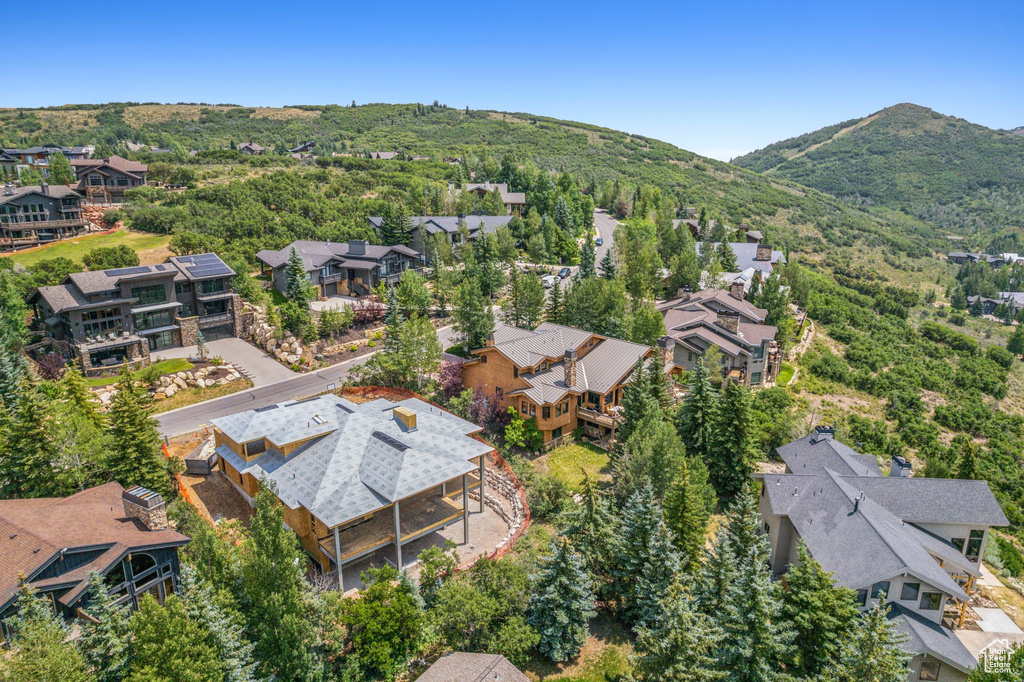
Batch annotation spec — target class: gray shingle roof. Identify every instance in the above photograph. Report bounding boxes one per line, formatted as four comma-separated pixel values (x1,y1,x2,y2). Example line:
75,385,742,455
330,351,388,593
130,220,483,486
368,215,515,238
776,432,882,477
848,477,1009,526
887,603,977,673
0,184,82,205
212,395,491,528
255,240,420,270
417,652,528,681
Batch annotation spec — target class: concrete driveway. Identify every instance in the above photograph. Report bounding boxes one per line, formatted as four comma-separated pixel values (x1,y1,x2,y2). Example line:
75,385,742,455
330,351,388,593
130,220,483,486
153,337,298,387
310,295,360,313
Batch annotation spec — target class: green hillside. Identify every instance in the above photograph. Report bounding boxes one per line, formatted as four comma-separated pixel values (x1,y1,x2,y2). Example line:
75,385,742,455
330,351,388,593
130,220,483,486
734,103,1024,248
0,102,938,258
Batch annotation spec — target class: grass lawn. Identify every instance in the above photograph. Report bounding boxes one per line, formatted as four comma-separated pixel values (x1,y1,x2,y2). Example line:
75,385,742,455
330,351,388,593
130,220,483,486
269,287,288,306
777,362,796,386
151,377,253,414
538,442,611,491
3,230,172,268
87,358,194,387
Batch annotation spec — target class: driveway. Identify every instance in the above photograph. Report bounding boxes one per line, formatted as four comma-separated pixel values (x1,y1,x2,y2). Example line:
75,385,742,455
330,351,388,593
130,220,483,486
156,325,458,437
153,337,298,387
310,295,360,313
593,208,618,267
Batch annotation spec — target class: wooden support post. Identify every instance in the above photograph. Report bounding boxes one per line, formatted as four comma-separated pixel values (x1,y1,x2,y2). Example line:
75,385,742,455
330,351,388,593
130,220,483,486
462,473,469,544
333,526,343,591
479,457,485,512
393,501,402,571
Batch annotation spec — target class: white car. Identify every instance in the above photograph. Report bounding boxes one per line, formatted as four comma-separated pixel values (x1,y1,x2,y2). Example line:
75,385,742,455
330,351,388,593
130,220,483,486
541,274,558,288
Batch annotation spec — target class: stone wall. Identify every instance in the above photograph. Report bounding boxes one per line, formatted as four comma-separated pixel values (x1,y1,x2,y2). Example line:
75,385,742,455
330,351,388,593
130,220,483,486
467,464,527,557
178,316,199,346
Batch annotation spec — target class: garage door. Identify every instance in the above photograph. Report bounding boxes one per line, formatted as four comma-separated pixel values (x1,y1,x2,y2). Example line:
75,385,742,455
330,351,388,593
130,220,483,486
201,324,234,341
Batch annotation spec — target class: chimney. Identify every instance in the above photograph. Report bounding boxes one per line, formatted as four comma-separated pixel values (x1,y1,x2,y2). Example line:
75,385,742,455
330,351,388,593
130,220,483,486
485,332,495,347
457,212,466,221
121,486,167,530
853,491,865,513
657,335,674,369
348,239,367,256
564,349,578,387
393,406,417,432
3,183,14,196
890,455,912,478
675,287,690,301
811,425,835,443
718,312,739,335
755,243,772,261
729,281,745,301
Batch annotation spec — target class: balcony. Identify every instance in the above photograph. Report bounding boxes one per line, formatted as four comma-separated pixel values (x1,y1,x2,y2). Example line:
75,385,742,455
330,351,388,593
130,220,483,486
195,288,232,301
198,312,232,326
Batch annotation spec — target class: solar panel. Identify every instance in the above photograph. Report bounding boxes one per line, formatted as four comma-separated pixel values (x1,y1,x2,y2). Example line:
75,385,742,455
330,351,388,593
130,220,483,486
107,266,151,276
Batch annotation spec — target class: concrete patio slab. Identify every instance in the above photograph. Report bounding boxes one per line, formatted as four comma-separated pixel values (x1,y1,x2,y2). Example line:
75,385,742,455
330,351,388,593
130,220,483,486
310,296,360,312
975,607,1024,634
153,337,298,387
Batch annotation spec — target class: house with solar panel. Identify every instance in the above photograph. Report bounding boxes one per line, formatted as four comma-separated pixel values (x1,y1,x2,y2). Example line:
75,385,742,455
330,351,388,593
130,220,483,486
460,322,655,448
760,426,1009,681
210,394,493,587
30,253,241,374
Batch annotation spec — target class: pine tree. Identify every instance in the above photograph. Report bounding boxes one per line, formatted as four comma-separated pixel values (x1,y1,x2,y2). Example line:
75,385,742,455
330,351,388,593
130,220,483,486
599,248,617,279
179,566,257,682
545,279,565,323
379,200,413,245
0,380,59,498
614,483,681,627
284,247,312,304
195,330,208,361
837,600,910,682
715,241,738,271
107,366,171,498
632,578,726,682
695,530,738,615
1008,324,1024,355
0,583,92,682
646,354,672,409
663,454,716,573
129,595,223,681
676,359,719,464
501,268,546,330
708,379,755,501
579,239,597,279
383,289,405,353
48,151,76,185
529,538,596,662
452,276,494,350
781,543,860,678
562,473,620,600
59,364,105,426
615,418,686,503
951,433,982,480
79,570,132,682
616,357,658,445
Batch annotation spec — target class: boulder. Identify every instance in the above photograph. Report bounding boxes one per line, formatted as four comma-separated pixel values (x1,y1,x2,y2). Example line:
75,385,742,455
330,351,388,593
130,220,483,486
225,374,237,382
153,392,166,401
165,384,176,397
174,377,188,389
195,378,206,388
98,391,111,403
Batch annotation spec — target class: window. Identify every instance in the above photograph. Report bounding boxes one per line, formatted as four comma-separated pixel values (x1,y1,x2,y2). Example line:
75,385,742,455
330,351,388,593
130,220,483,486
951,537,965,552
542,406,551,420
130,552,157,579
555,403,562,417
587,391,600,405
131,284,166,305
751,371,762,385
871,581,890,600
520,401,528,414
83,317,123,337
175,282,192,295
201,299,228,316
495,387,503,397
200,278,225,294
513,366,518,378
552,427,562,439
966,529,984,562
901,582,920,601
752,344,765,360
605,392,614,406
920,592,942,610
855,589,868,606
135,309,172,330
763,521,770,533
529,404,536,417
147,330,175,351
481,355,487,364
687,351,693,362
562,399,569,414
919,661,940,681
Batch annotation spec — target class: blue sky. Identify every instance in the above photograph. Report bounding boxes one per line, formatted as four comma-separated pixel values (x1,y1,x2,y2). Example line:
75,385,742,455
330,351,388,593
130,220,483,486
10,0,1022,160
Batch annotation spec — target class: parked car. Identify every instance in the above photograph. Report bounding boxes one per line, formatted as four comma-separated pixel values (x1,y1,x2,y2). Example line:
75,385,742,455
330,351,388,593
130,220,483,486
595,237,604,246
541,274,558,288
558,267,571,279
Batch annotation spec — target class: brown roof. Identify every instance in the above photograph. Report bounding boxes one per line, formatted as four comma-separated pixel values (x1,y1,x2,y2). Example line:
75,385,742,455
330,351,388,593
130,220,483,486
417,653,528,682
70,155,148,174
0,482,188,609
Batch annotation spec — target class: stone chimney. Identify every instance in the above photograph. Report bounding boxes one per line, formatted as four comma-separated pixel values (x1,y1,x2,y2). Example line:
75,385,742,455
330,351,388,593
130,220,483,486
393,406,417,432
657,335,674,369
564,349,577,387
675,288,691,302
717,312,740,335
810,425,835,444
755,243,772,261
122,486,167,530
890,455,912,478
729,281,745,301
485,332,495,347
348,239,367,256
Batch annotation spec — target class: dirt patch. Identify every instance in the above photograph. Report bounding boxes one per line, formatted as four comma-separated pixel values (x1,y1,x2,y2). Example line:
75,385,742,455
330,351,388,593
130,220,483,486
124,104,233,126
523,614,632,681
779,113,882,164
250,107,320,120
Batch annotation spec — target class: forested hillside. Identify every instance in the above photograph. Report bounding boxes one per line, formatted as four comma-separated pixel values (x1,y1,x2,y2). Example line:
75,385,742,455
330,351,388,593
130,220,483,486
734,103,1024,249
0,102,938,258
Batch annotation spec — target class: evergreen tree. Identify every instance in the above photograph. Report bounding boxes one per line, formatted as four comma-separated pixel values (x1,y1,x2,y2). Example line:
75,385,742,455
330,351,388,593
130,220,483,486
0,380,59,498
529,538,596,662
562,473,620,599
751,272,790,326
837,600,910,682
59,365,105,426
646,352,672,409
379,200,413,245
616,418,686,503
383,288,405,353
195,330,208,361
284,247,312,304
616,357,658,445
676,359,719,464
179,566,256,682
47,151,76,185
79,570,132,682
1008,324,1024,355
501,267,546,329
578,238,597,279
715,241,738,271
599,248,617,279
614,483,681,627
0,583,91,682
452,277,494,350
128,595,223,682
545,280,565,323
107,366,171,498
695,530,738,615
781,543,860,678
631,578,726,682
663,454,716,573
240,484,318,681
708,379,755,501
951,433,982,480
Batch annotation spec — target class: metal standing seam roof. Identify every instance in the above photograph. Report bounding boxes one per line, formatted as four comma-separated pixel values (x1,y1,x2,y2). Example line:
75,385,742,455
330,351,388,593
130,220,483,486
212,395,491,528
485,322,593,366
695,242,786,275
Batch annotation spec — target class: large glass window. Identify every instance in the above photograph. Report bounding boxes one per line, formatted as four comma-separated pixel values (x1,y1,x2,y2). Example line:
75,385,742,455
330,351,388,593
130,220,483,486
83,316,123,337
89,347,127,367
966,530,984,562
147,330,175,351
870,581,890,600
202,299,228,316
130,553,157,579
920,592,942,610
131,284,166,306
135,309,172,330
855,589,868,606
200,278,225,294
901,582,920,601
919,661,940,681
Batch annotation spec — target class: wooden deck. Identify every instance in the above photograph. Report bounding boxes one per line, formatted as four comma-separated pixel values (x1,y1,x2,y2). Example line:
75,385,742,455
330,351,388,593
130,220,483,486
318,487,471,565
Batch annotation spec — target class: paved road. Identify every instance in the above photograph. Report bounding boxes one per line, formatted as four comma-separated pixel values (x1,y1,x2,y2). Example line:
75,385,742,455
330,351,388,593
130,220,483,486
593,208,618,268
156,326,457,437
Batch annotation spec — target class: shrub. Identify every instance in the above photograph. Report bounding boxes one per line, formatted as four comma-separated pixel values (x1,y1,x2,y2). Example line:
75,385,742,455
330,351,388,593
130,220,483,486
997,537,1024,577
987,345,1015,369
528,476,570,520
